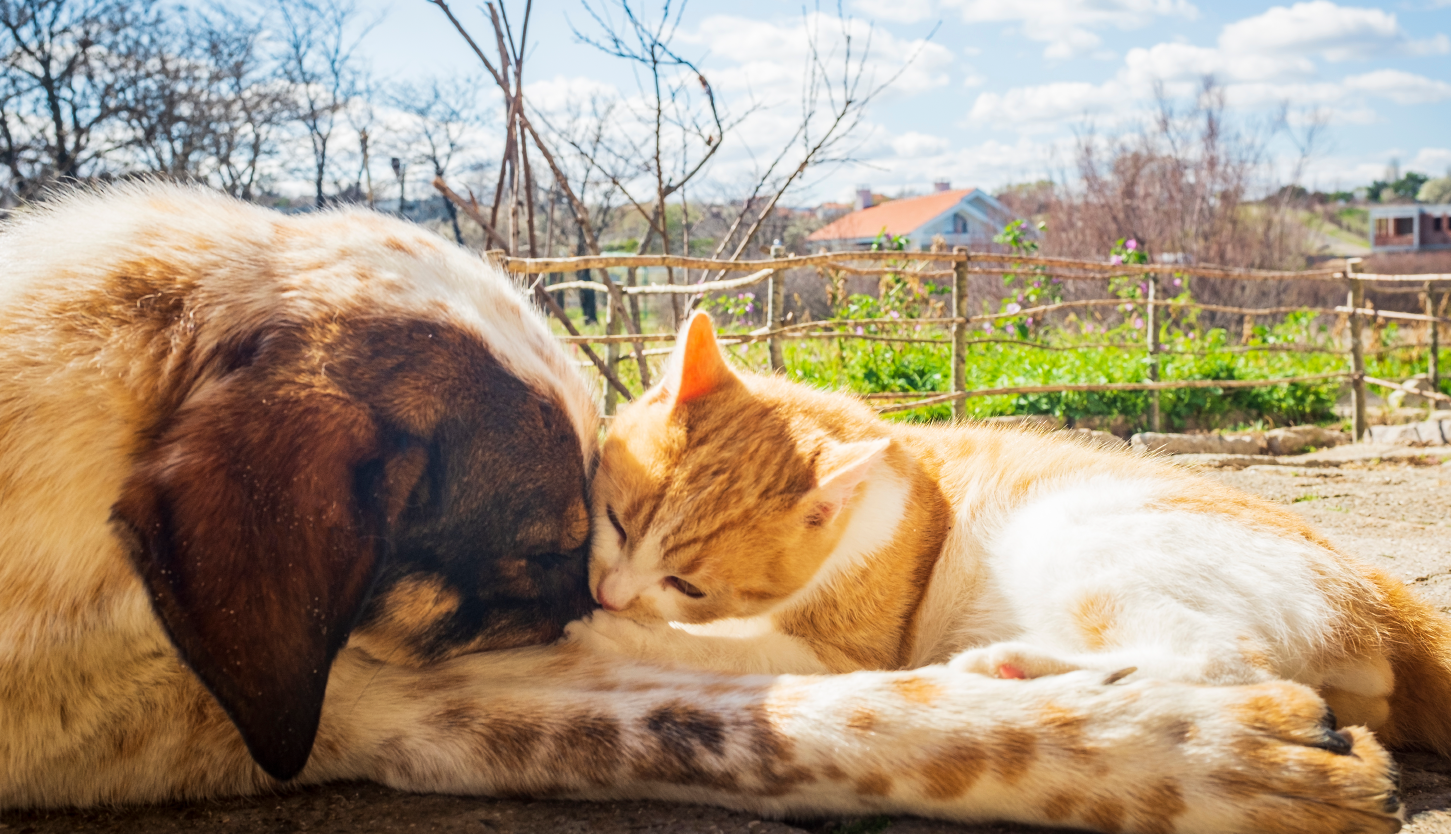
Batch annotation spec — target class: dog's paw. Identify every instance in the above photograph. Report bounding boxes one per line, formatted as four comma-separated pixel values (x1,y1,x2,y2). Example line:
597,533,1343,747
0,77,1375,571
949,641,1086,680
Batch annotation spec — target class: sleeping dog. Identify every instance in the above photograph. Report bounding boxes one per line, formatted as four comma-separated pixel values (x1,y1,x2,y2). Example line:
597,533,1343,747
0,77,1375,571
0,185,1400,833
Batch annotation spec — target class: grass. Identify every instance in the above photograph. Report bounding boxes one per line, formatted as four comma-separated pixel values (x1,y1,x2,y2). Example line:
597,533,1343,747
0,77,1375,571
551,303,1448,433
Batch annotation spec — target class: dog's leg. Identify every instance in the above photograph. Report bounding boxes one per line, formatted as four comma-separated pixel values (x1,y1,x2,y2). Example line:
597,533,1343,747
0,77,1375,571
308,645,1401,834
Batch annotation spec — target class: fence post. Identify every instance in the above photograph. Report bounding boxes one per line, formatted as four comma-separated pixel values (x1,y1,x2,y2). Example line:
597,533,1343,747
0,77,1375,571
768,241,786,372
952,247,969,422
1427,280,1439,392
1347,258,1367,441
1146,274,1161,432
603,271,621,417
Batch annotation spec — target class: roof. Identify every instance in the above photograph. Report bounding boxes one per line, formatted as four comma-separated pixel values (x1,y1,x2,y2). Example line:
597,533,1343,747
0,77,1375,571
807,188,979,242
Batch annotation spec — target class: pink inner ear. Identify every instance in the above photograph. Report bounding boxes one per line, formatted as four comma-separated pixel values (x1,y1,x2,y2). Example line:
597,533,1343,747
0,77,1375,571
675,312,732,404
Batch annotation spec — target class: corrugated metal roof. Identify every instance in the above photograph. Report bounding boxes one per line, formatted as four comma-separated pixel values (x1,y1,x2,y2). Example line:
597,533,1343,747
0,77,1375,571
807,188,978,242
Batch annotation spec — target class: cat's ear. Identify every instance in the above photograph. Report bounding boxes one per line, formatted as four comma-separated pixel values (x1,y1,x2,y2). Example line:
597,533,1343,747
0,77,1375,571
799,437,892,528
667,310,738,406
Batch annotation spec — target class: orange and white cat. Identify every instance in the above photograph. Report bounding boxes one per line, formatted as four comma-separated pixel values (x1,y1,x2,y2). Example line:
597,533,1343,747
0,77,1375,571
571,311,1451,754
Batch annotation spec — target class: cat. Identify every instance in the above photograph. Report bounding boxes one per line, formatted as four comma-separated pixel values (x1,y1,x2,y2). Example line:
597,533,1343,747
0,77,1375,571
569,310,1451,754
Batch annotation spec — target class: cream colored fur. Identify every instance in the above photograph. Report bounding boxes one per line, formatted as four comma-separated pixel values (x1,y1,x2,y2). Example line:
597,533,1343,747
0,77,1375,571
0,189,1404,834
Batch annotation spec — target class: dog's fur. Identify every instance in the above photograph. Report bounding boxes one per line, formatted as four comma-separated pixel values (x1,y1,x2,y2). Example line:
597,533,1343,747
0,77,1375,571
0,185,1405,833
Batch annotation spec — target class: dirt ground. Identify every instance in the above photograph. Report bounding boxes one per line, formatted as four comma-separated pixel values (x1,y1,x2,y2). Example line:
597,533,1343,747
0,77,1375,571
5,448,1450,834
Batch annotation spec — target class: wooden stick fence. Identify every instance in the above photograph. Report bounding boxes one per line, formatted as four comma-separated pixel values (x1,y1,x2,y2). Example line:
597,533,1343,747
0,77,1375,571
498,250,1449,441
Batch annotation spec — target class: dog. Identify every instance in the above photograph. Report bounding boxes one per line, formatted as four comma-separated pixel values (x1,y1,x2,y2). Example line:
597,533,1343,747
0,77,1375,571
0,184,1401,833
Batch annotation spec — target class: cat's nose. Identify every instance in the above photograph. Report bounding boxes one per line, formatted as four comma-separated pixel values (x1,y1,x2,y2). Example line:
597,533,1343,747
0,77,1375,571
594,571,624,611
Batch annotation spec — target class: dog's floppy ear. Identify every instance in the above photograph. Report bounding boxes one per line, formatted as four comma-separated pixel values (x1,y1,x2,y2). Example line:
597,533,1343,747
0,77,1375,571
112,372,392,782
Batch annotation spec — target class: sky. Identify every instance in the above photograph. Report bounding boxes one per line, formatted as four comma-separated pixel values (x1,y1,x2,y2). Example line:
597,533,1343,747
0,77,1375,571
349,0,1451,205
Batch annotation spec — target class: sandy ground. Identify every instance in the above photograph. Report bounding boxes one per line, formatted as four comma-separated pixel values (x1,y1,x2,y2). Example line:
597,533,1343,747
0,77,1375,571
5,448,1450,834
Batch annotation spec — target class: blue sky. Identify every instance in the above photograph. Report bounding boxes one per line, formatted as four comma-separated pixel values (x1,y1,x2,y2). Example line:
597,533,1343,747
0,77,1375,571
352,0,1451,203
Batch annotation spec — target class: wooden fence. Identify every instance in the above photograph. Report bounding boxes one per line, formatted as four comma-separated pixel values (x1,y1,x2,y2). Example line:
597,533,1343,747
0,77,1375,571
489,249,1451,441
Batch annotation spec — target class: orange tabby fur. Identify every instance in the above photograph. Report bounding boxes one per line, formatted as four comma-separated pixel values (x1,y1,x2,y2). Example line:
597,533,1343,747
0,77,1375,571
582,312,1451,755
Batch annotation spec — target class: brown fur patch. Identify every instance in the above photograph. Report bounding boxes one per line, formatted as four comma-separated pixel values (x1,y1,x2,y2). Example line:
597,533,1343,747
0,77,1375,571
847,706,877,733
1081,799,1126,833
552,714,625,786
1131,778,1186,834
1043,791,1080,821
918,742,988,801
854,770,893,797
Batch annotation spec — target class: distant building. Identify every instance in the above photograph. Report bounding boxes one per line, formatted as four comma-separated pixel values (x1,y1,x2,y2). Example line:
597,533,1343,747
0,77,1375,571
1370,204,1451,252
806,183,1017,251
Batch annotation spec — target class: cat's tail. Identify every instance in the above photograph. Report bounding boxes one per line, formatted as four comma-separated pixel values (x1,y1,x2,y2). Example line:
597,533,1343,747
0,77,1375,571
1364,568,1451,755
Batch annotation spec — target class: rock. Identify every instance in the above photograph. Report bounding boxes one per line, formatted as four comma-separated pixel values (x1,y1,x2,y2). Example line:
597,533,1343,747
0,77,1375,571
1069,414,1133,438
1263,425,1350,456
1130,432,1267,455
1367,418,1451,446
1060,428,1130,451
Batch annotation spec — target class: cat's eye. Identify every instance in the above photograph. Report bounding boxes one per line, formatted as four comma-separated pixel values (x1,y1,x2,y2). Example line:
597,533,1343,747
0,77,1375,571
606,506,627,543
664,575,706,599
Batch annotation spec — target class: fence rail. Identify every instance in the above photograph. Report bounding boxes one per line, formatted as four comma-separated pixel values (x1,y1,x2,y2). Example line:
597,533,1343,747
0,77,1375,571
492,248,1449,441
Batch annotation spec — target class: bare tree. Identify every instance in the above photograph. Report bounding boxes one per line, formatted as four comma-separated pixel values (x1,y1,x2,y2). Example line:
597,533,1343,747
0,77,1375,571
388,76,486,243
0,0,135,195
275,0,373,207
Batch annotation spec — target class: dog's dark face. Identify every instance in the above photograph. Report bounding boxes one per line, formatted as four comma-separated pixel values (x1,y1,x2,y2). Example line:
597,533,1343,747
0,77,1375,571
113,316,595,783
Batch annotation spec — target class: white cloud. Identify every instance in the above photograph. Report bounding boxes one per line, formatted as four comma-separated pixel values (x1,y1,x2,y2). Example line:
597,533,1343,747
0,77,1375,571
941,0,1199,59
891,131,952,157
968,81,1129,129
1219,1,1443,61
1343,69,1451,105
682,13,953,98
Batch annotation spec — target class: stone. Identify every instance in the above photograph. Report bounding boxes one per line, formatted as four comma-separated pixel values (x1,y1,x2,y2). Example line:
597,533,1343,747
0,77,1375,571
1130,432,1267,455
1263,425,1350,456
1367,419,1451,446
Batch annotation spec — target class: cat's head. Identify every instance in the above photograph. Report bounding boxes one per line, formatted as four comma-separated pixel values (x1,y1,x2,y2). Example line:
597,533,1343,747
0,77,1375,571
588,312,890,625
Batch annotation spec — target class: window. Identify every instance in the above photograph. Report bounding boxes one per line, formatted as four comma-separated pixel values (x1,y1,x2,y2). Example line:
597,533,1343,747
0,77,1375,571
1434,216,1444,232
1376,218,1390,236
953,215,970,234
1394,217,1414,236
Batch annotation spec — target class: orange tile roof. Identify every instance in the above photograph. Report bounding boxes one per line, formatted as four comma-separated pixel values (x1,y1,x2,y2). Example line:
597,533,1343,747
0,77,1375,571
808,188,977,242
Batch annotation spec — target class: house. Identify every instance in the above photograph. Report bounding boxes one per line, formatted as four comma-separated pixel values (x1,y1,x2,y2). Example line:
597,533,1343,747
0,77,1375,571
1369,204,1451,252
806,182,1018,251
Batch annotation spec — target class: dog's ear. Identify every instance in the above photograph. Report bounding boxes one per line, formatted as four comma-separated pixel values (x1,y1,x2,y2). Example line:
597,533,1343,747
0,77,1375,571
112,374,399,782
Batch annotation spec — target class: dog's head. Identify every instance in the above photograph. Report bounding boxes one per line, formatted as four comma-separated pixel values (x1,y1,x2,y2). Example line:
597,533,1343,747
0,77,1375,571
104,197,597,783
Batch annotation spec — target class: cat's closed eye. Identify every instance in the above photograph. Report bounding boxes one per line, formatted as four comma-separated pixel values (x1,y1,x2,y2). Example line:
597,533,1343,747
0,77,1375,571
606,506,627,543
664,575,706,599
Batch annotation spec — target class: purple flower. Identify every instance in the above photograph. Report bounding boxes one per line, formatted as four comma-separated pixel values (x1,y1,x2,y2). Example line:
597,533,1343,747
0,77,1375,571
1084,323,1095,333
1187,332,1195,340
1133,317,1144,329
745,303,754,312
855,326,864,335
1025,317,1034,327
915,324,922,332
983,322,994,332
1126,239,1138,251
1005,302,1022,314
1110,254,1123,265
1173,278,1182,287
1139,282,1148,293
890,310,900,319
1032,281,1041,288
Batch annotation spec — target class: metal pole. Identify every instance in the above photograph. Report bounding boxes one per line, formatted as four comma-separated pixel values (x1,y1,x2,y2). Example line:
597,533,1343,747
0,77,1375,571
1146,274,1161,432
952,247,969,422
767,241,786,372
1347,259,1367,441
1427,280,1439,393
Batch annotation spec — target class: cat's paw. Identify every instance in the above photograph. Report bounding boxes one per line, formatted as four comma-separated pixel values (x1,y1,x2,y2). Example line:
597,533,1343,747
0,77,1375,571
564,611,657,658
949,641,1086,680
